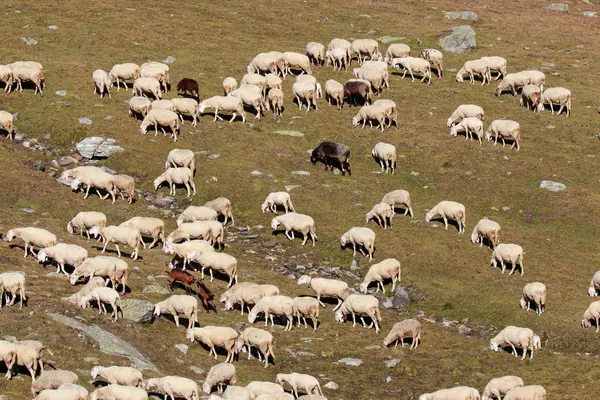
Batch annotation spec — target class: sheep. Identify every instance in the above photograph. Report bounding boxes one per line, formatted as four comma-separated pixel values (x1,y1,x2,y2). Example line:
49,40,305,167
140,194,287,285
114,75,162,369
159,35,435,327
295,75,321,98
504,385,546,400
64,276,106,304
471,218,501,248
350,39,381,62
187,326,239,362
221,77,238,95
357,68,385,95
276,373,322,398
154,167,196,197
267,88,284,116
237,327,275,368
371,99,397,128
352,104,388,131
340,227,376,261
56,384,88,400
166,149,195,173
204,197,235,225
327,38,352,64
306,42,326,66
67,211,107,239
391,57,431,84
419,386,480,400
383,319,421,349
37,243,88,275
324,80,344,109
70,256,128,293
203,363,237,394
0,65,13,93
334,294,382,332
0,340,17,379
132,77,162,99
222,386,253,400
170,98,200,127
482,376,524,400
537,87,572,117
89,384,147,400
450,117,484,144
141,61,171,89
9,343,42,381
456,59,489,85
418,48,443,78
9,62,45,95
110,174,136,204
359,258,401,294
34,388,87,400
292,81,318,112
31,370,80,397
177,78,199,99
177,206,218,227
382,190,414,218
365,202,394,230
261,192,295,214
495,71,532,96
385,43,411,63
0,272,27,308
446,104,484,127
311,141,351,176
129,96,152,119
139,109,180,140
154,295,198,329
230,84,266,119
297,275,349,310
223,284,267,315
588,271,600,296
92,69,112,99
248,295,295,331
581,301,600,332
200,95,247,123
484,119,521,151
520,282,546,315
246,382,284,398
248,52,284,76
265,73,283,91
187,250,238,287
240,73,267,93
91,225,141,260
371,142,397,174
520,85,542,111
344,80,371,106
489,326,535,360
523,70,545,90
141,64,169,92
166,222,212,245
109,63,139,90
70,169,117,204
0,110,15,140
144,376,199,400
119,217,164,249
424,201,466,233
14,340,52,373
480,56,507,80
78,286,122,321
326,47,349,71
5,227,57,258
271,213,317,247
293,296,320,330
91,365,143,387
490,244,524,276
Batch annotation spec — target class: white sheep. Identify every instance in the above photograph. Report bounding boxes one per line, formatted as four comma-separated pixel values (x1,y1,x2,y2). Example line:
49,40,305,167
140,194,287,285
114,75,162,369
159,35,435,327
371,99,397,128
112,174,136,204
171,98,200,127
0,272,27,309
222,77,238,95
139,109,180,140
324,80,344,109
166,148,195,173
351,38,381,62
248,295,295,331
495,71,532,96
154,167,196,197
385,43,411,63
143,376,199,400
166,222,212,244
92,69,112,99
91,365,143,387
141,62,170,88
70,256,128,294
141,64,169,92
418,48,443,78
267,88,284,116
504,385,546,400
382,190,414,218
164,239,214,269
276,373,322,398
365,202,394,230
471,218,501,248
241,73,267,93
0,340,17,379
33,388,86,400
187,326,239,362
223,284,266,315
5,342,40,381
67,211,107,239
261,192,295,214
293,296,320,330
200,95,247,123
283,52,312,75
520,282,546,315
187,250,238,286
327,38,352,62
481,376,524,400
391,57,431,84
70,169,117,204
230,84,265,119
203,363,237,394
223,386,253,400
0,65,13,93
271,213,317,247
419,386,480,400
383,319,421,349
297,275,349,310
78,286,121,321
456,59,490,85
490,244,524,276
479,56,507,80
326,47,349,71
64,276,106,305
340,227,376,261
119,217,165,249
520,85,542,111
31,370,79,396
306,42,326,66
129,96,152,118
132,76,162,99
359,258,401,294
13,339,52,374
56,384,88,400
424,201,466,233
109,63,140,90
581,301,600,332
357,68,385,95
334,294,382,332
265,73,283,91
9,62,45,95
489,326,535,360
154,295,198,329
89,384,148,400
237,327,275,368
588,271,600,296
371,142,397,174
91,225,141,260
484,119,521,151
5,227,57,258
204,197,235,225
449,117,484,144
537,87,572,117
0,110,15,140
292,81,318,112
352,104,388,131
523,70,545,90
248,52,284,76
178,206,218,226
37,243,88,275
446,104,484,127
246,381,284,398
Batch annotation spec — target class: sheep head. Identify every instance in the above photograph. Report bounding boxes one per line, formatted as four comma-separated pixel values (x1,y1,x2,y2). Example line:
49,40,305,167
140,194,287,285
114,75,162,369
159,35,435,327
351,115,361,127
297,275,312,286
489,341,499,351
37,249,47,263
589,287,598,297
582,319,591,328
519,297,528,310
186,329,196,342
270,218,280,230
78,296,91,309
153,174,166,190
358,283,369,294
90,366,99,379
89,226,101,238
153,305,161,316
334,309,346,323
533,335,541,349
455,72,464,83
69,273,82,286
247,309,258,324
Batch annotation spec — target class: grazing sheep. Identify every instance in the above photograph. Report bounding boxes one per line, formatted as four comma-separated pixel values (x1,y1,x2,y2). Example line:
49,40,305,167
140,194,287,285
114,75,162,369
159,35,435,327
178,206,218,226
359,258,401,294
371,99,397,128
237,327,275,368
92,69,112,99
139,109,180,140
112,174,136,204
382,190,414,218
166,222,212,245
70,169,117,204
360,61,390,89
0,340,17,379
352,104,388,131
204,197,234,225
230,84,265,119
143,376,199,400
31,370,79,396
34,387,87,400
164,240,214,269
0,272,27,308
141,61,170,89
129,96,152,119
37,243,88,275
310,141,351,176
504,385,546,400
484,119,521,150
187,326,239,362
293,296,320,330
154,167,196,197
357,68,385,95
262,192,295,214
365,202,394,230
8,342,40,381
64,276,106,305
520,85,542,111
67,211,107,239
471,218,501,248
351,39,381,62
9,62,45,95
588,271,600,296
327,47,349,71
520,282,546,315
418,48,443,78
171,97,200,127
70,256,128,293
481,376,524,400
324,80,344,109
91,225,141,260
340,227,376,261
480,56,508,80
424,201,466,233
241,73,267,93
327,38,352,65
0,110,15,140
335,294,382,332
292,81,318,112
5,227,57,258
248,52,284,76
132,77,162,99
166,149,195,173
446,104,484,127
537,87,572,117
297,275,349,311
222,77,238,95
581,301,600,332
267,88,284,116
371,142,397,173
0,65,13,93
89,384,148,400
456,59,490,85
383,319,421,349
489,326,535,360
276,373,322,398
248,295,295,331
419,386,480,400
187,250,238,287
495,71,532,96
154,295,198,329
91,365,143,387
265,73,283,91
109,63,140,90
385,43,411,63
391,57,431,84
450,117,484,144
200,95,247,123
56,384,88,400
78,286,122,321
177,78,199,99
246,382,284,398
523,70,545,90
223,284,266,315
13,340,51,374
203,363,237,394
490,244,524,276
306,42,326,66
271,213,317,247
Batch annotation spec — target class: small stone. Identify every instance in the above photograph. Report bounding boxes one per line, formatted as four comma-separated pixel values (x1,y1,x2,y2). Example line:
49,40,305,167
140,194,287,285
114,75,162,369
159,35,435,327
386,358,402,368
458,324,472,335
364,345,381,350
544,3,568,12
55,90,67,97
502,206,511,212
324,382,339,390
22,37,38,46
56,156,76,166
142,285,170,295
286,274,296,280
465,171,473,175
490,206,499,211
380,297,394,309
582,11,597,17
208,154,220,160
20,208,35,213
392,287,410,308
359,14,371,18
250,170,263,176
276,130,304,137
377,36,407,44
78,117,92,125
386,376,392,384
540,180,566,192
410,171,419,176
285,185,300,191
302,337,312,343
541,62,555,69
119,299,155,323
337,357,363,366
175,344,188,354
351,259,360,270
322,184,330,188
443,11,479,21
34,161,45,171
291,170,310,175
163,56,176,64
415,311,425,317
189,366,204,375
48,25,58,30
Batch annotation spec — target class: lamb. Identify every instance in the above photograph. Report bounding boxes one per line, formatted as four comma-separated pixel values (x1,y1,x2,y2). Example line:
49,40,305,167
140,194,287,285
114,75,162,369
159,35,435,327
276,373,322,398
495,71,532,96
0,272,27,308
0,110,15,140
187,250,238,286
385,43,411,63
187,326,239,362
204,197,235,225
37,243,88,275
297,275,349,310
489,326,535,360
424,201,466,233
70,169,117,204
154,295,198,329
359,258,401,294
78,286,122,321
246,382,284,398
237,327,275,368
371,142,397,173
90,225,141,260
292,81,318,112
371,99,398,128
383,319,421,349
91,365,143,387
365,203,394,230
334,294,382,332
484,119,521,151
177,78,199,99
230,84,265,119
265,73,283,91
139,109,180,140
450,117,484,144
306,42,326,66
92,69,112,99
340,227,376,261
129,96,152,119
267,88,284,116
482,376,524,400
67,211,107,239
9,62,45,95
471,218,501,248
520,282,546,315
456,59,490,85
293,296,320,330
391,57,431,84
271,213,317,247
31,370,79,396
588,271,600,296
109,63,140,90
0,65,13,93
141,64,169,92
520,85,542,111
200,95,247,123
143,376,199,400
5,227,57,258
327,47,349,71
261,192,295,214
581,301,600,332
171,98,200,127
166,149,196,173
537,87,572,117
446,104,484,127
89,384,148,400
352,104,389,131
479,56,507,80
382,190,414,218
154,167,196,197
70,256,129,293
64,276,106,304
248,295,295,331
203,363,237,394
419,386,480,400
504,385,546,400
132,77,162,99
418,48,443,78
490,244,524,276
223,284,267,315
311,141,351,175
324,80,344,109
178,206,218,226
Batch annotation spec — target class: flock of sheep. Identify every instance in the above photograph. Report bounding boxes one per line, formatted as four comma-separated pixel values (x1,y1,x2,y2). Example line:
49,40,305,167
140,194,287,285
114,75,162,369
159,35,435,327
0,26,587,400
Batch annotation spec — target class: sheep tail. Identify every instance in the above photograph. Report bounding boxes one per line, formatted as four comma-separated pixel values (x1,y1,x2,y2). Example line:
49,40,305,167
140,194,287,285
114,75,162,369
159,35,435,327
567,95,572,115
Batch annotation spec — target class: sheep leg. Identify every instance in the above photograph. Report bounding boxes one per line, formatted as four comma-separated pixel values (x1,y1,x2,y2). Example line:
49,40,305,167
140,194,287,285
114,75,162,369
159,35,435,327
443,216,448,230
360,316,367,327
23,243,28,258
269,314,275,327
114,244,121,257
509,262,517,275
351,313,356,327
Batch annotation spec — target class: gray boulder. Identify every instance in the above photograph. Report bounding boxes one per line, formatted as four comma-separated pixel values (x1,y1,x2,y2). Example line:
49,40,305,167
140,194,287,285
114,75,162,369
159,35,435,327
443,11,478,21
276,130,304,137
338,357,363,366
75,137,125,159
143,285,171,295
540,180,566,192
119,299,155,323
544,3,568,12
392,287,411,308
439,25,476,53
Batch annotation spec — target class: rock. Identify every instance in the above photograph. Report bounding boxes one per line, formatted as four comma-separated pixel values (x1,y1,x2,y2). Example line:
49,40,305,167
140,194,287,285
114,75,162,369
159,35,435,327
142,285,170,295
410,171,419,176
48,25,58,29
75,137,124,159
48,313,157,370
100,166,117,175
78,117,92,125
2,335,17,342
208,154,220,160
502,206,511,212
386,376,392,383
443,11,478,21
351,259,360,270
119,299,155,323
386,358,402,368
276,130,304,137
145,194,177,208
582,11,597,17
56,156,76,166
458,324,472,335
291,170,310,175
541,62,555,69
32,161,45,171
338,357,362,367
377,36,407,44
465,171,473,175
540,180,566,192
285,185,300,191
163,56,176,64
175,344,188,354
83,356,99,363
439,25,476,53
22,37,38,46
295,351,317,357
544,3,568,12
250,170,263,176
392,287,411,308
380,297,394,309
324,382,339,390
365,345,381,350
189,366,204,375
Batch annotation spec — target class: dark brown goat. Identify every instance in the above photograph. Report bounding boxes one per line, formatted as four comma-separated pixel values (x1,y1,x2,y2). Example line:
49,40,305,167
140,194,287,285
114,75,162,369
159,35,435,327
177,78,199,99
196,280,216,313
168,268,215,312
344,81,371,107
